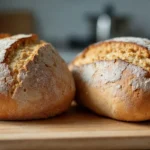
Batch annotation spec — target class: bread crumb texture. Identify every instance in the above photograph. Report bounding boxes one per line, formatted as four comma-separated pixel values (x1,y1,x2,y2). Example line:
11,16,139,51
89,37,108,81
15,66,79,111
73,37,150,72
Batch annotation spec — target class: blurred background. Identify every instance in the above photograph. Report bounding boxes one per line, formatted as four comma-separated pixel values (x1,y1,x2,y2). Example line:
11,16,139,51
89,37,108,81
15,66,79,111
0,0,150,62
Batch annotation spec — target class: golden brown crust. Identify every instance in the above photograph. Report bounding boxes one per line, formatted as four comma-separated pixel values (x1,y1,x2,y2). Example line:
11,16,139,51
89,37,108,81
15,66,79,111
72,60,150,121
72,41,150,72
0,34,75,120
70,37,150,121
4,34,38,63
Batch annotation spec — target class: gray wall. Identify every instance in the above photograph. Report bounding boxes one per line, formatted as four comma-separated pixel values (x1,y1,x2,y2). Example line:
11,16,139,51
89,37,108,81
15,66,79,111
0,0,150,41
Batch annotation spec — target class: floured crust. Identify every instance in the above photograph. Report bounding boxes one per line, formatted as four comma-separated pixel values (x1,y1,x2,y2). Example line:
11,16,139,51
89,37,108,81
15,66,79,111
72,60,150,121
107,37,150,49
0,34,38,96
70,37,150,121
0,34,37,63
0,34,75,120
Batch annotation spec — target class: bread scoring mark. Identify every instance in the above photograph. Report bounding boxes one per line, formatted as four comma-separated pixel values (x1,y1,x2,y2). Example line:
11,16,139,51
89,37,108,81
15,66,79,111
0,34,32,63
0,34,36,96
125,63,150,92
2,34,39,96
73,58,150,93
72,36,150,72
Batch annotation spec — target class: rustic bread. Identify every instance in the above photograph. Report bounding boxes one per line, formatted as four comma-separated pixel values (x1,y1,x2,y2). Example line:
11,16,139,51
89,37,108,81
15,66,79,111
0,34,75,120
70,37,150,121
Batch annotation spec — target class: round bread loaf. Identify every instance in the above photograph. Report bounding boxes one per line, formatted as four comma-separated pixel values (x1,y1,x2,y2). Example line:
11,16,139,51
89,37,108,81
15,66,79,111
0,34,75,120
70,37,150,121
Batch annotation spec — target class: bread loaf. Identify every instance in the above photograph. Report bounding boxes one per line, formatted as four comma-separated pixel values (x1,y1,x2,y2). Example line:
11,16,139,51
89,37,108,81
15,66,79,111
0,34,75,120
70,37,150,121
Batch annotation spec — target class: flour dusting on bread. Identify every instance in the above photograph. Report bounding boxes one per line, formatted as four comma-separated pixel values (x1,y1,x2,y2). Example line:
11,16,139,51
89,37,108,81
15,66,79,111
71,36,150,121
93,60,128,84
0,34,75,120
0,63,13,94
131,78,150,92
108,37,150,50
0,34,32,63
72,37,150,72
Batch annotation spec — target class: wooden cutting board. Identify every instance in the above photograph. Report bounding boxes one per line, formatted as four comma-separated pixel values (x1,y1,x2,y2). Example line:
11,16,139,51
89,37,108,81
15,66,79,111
0,105,150,150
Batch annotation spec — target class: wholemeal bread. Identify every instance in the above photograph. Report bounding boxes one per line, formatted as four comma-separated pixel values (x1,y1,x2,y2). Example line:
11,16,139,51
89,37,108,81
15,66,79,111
0,34,75,120
70,37,150,121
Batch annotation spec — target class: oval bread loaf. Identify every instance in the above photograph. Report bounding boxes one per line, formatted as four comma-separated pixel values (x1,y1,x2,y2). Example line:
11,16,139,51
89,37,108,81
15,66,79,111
70,37,150,121
0,34,75,120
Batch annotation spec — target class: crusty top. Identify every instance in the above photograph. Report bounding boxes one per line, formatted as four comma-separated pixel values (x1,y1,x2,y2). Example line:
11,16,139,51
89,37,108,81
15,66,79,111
72,37,150,72
0,34,38,96
0,34,37,63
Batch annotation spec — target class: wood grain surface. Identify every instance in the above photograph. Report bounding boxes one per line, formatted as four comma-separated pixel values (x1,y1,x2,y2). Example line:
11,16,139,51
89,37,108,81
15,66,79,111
0,105,150,150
